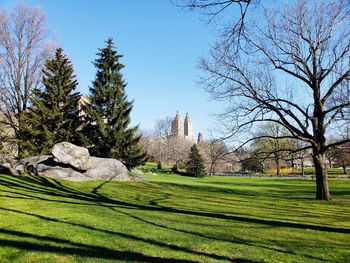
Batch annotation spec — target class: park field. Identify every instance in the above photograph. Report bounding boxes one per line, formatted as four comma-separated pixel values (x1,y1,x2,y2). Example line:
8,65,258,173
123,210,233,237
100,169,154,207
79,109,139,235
0,167,349,262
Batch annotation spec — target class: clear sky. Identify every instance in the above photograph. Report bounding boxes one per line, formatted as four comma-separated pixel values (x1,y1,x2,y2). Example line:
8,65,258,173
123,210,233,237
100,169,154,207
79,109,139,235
0,0,226,137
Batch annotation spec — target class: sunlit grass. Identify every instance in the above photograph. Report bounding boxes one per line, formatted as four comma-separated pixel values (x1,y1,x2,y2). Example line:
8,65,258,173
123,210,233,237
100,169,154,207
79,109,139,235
0,164,349,262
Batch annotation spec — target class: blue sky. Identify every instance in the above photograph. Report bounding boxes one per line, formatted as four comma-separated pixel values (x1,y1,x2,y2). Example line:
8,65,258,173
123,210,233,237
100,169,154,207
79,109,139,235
1,0,226,137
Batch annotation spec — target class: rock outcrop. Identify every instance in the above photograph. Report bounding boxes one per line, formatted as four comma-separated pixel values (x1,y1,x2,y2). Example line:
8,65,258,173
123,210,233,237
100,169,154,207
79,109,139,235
85,157,129,180
52,142,92,171
0,142,138,181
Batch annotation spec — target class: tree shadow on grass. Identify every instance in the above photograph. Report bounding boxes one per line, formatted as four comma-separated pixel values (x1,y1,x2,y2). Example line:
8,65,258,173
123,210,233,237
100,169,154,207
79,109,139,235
0,207,240,262
114,208,346,263
1,173,350,235
0,172,349,262
0,229,197,263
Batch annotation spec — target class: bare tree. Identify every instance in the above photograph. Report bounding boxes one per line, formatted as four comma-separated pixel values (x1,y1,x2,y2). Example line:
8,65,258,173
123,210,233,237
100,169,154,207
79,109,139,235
199,138,228,175
153,117,173,163
0,4,53,157
286,139,310,176
325,137,338,168
174,0,256,48
333,142,350,174
139,128,156,160
155,117,173,139
140,117,192,167
167,136,192,169
200,0,350,200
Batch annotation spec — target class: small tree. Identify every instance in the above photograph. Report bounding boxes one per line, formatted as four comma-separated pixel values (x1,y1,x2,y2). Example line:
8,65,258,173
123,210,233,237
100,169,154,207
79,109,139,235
252,123,290,176
186,144,206,177
24,48,81,155
333,143,350,174
199,139,228,176
81,38,147,169
241,151,263,173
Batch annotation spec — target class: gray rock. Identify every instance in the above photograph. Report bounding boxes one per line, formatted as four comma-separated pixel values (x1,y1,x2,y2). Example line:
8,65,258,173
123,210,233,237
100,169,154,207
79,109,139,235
4,155,132,181
17,155,53,174
85,157,130,180
37,161,93,181
52,142,92,171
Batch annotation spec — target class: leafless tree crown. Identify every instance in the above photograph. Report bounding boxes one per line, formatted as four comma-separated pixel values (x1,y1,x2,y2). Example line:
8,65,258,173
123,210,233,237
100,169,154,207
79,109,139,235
0,4,52,137
201,0,350,150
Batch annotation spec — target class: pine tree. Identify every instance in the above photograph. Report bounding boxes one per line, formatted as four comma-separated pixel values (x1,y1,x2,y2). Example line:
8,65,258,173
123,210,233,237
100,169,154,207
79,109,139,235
81,38,147,169
186,144,206,177
24,48,81,156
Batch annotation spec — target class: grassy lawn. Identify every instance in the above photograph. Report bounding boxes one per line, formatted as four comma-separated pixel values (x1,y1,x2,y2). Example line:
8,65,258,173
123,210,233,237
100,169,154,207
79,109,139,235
295,167,350,176
0,166,349,262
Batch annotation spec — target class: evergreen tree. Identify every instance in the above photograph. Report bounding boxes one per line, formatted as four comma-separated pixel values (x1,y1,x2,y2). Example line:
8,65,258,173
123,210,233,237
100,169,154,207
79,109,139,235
81,38,147,169
186,144,206,177
24,48,81,155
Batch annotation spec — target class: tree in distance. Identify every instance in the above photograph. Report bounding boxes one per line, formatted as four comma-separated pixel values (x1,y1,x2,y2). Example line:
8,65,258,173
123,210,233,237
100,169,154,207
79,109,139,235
252,123,290,176
186,144,206,177
80,38,147,169
24,48,81,156
199,138,228,176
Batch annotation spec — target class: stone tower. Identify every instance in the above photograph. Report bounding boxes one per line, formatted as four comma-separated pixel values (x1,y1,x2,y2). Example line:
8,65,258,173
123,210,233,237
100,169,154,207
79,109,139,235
197,132,204,144
184,112,193,142
171,110,184,137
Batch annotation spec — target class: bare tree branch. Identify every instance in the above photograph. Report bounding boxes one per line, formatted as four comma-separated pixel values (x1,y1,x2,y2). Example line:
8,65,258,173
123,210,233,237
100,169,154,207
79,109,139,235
0,4,53,157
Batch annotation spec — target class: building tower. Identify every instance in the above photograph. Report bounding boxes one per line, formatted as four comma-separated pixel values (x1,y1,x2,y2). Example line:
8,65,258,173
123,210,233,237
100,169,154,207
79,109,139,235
197,132,204,144
184,112,194,142
171,110,184,137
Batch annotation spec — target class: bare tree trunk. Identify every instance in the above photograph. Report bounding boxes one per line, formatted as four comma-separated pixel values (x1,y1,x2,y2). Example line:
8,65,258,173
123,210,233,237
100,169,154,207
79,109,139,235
313,152,330,200
275,157,281,176
210,162,214,176
327,157,332,168
301,158,305,176
342,165,347,175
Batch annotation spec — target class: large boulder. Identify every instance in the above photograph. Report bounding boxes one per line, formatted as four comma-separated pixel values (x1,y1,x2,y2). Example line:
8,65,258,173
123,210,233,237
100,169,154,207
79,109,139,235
0,142,139,181
2,155,133,181
85,157,130,180
52,142,92,171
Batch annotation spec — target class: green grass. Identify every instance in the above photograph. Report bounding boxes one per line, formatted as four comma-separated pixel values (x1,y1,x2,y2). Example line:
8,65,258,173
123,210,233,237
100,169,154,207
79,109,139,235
0,165,349,262
295,167,350,176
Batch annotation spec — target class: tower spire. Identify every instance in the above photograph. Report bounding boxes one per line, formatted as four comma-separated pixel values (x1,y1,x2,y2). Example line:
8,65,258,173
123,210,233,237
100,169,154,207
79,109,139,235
171,110,183,137
184,112,193,142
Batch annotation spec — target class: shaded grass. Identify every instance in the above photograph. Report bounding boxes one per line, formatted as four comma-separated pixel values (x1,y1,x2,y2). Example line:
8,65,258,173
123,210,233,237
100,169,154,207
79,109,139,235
0,166,349,262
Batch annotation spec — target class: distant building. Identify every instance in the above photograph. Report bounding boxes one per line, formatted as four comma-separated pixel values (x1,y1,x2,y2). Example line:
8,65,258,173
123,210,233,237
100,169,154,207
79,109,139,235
184,113,193,142
171,111,202,143
197,132,204,144
77,96,90,117
171,110,184,137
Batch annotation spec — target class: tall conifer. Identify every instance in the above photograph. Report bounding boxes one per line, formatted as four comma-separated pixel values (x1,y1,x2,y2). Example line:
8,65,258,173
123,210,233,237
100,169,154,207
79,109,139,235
186,144,206,177
24,48,81,155
81,38,146,169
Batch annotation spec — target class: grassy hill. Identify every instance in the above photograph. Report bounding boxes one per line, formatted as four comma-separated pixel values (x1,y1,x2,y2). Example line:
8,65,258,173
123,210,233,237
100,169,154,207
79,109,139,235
0,165,349,262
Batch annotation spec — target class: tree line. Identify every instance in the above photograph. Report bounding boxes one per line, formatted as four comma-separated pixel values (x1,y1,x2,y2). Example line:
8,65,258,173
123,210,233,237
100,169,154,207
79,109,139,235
142,118,350,177
0,5,146,169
